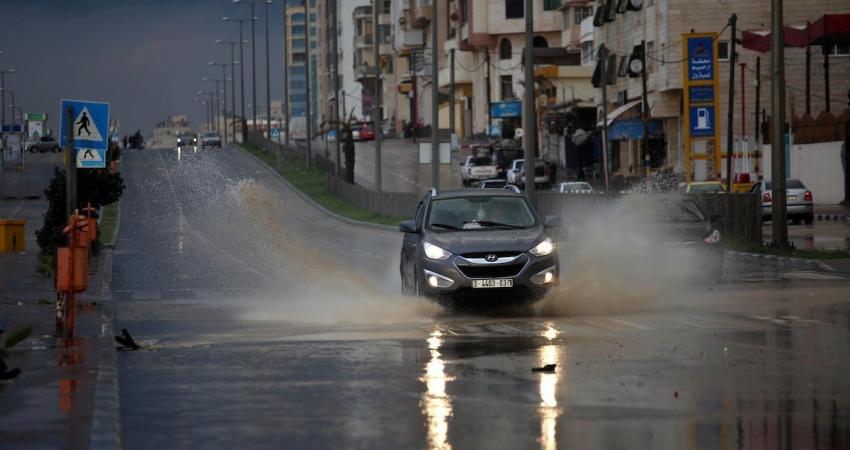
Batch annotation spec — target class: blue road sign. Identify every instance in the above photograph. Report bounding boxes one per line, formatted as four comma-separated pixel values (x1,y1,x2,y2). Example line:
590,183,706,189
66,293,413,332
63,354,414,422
59,99,110,168
689,105,716,137
271,128,280,139
1,124,22,133
490,101,522,119
687,36,715,81
488,124,502,139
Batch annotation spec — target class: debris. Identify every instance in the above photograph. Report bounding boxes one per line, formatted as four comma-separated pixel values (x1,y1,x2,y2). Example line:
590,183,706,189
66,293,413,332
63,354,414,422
115,328,140,351
532,364,556,373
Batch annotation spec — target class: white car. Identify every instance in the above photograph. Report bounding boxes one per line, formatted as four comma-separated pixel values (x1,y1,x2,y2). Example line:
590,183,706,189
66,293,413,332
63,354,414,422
200,132,221,148
555,182,594,193
506,159,525,185
461,155,498,187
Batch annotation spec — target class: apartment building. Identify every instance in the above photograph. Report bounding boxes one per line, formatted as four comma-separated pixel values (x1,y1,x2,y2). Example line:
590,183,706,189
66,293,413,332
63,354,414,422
594,0,850,181
351,3,396,128
284,0,319,131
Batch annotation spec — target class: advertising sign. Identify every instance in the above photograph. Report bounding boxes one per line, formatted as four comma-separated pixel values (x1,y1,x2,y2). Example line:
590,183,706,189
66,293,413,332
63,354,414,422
490,101,522,119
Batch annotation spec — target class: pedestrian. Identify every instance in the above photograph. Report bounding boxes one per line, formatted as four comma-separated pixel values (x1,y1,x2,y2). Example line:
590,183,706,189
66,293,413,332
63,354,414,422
122,135,128,150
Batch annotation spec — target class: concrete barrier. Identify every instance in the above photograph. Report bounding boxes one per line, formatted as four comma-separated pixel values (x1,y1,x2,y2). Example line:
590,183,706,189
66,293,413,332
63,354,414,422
325,174,419,218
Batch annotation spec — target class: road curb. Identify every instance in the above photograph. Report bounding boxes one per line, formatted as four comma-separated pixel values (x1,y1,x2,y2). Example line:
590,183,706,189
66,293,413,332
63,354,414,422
234,144,397,232
88,244,122,449
724,249,837,272
815,214,849,223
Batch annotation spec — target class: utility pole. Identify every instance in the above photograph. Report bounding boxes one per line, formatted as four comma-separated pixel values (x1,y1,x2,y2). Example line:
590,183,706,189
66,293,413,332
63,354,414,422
430,0,439,189
641,39,650,178
523,0,536,203
230,43,237,143
250,2,258,134
283,1,291,151
305,0,313,170
332,0,341,175
373,0,382,192
755,57,760,144
485,50,491,130
264,1,272,142
770,0,788,247
600,46,610,191
450,47,456,144
222,17,249,143
211,62,230,144
64,106,74,217
725,14,737,192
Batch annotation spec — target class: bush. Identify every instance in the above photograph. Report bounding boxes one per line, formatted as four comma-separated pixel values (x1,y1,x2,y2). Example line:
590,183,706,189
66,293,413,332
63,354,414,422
36,167,125,257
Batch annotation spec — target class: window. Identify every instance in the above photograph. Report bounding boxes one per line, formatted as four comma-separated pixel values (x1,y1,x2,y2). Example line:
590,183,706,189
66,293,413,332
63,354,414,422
544,0,561,10
500,75,514,100
292,25,305,36
378,25,391,44
291,13,305,24
827,43,849,56
562,7,571,29
499,38,512,60
717,41,729,61
533,36,548,48
575,5,592,24
382,0,391,14
505,0,523,19
292,39,306,49
292,53,306,64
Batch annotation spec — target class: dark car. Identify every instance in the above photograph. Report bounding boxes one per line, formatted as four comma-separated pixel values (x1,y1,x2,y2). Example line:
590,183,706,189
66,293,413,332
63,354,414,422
491,141,524,178
176,133,197,147
399,187,560,305
26,135,61,153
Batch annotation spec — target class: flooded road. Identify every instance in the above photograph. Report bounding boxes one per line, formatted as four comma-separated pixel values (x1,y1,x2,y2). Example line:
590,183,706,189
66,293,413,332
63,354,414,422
113,147,850,449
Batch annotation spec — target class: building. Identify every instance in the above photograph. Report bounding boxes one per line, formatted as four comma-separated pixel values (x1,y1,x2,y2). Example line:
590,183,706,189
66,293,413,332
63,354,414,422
284,0,319,132
593,0,850,182
351,3,395,127
151,115,191,148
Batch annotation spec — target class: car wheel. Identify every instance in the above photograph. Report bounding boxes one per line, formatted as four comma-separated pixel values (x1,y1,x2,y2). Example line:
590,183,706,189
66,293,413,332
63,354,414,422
52,146,60,153
27,147,36,153
804,213,814,225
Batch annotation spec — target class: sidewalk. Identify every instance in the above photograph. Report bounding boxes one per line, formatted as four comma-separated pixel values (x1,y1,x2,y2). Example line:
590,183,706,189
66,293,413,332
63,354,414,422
0,190,118,446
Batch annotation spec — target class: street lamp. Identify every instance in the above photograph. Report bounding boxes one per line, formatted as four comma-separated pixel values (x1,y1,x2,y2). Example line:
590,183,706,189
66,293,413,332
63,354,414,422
233,0,269,141
218,39,242,143
210,61,232,145
194,97,210,131
0,69,15,125
222,16,255,143
0,89,15,124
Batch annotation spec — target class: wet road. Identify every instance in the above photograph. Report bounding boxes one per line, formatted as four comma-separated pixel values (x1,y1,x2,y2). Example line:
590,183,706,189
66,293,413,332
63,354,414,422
113,146,850,449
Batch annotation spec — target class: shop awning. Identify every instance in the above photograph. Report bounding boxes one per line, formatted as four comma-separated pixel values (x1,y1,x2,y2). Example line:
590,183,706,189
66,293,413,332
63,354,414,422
741,14,850,52
596,99,640,128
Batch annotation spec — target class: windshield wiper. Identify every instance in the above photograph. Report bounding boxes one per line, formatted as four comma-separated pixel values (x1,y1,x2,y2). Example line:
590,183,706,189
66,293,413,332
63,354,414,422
431,223,461,230
473,221,526,229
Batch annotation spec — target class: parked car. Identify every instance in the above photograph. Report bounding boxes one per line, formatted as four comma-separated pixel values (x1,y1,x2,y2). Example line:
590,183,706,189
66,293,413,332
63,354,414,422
26,135,61,153
491,141,524,177
399,188,560,305
512,159,554,189
555,182,594,193
751,179,814,224
176,132,197,147
200,132,222,148
506,159,525,185
478,179,509,189
685,181,726,193
461,155,498,187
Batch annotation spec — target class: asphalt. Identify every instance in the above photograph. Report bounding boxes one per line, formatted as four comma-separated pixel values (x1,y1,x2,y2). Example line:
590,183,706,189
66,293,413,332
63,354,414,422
110,145,850,450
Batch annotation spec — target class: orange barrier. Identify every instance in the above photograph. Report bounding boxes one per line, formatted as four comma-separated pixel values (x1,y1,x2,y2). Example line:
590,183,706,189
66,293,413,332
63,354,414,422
55,205,98,337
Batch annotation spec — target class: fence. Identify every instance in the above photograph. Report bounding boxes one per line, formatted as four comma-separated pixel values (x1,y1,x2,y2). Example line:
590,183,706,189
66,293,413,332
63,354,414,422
325,174,419,218
536,192,762,244
247,130,336,175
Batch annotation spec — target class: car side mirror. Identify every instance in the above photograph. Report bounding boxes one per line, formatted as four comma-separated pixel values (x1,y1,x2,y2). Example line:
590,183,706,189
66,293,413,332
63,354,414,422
543,215,561,229
399,220,419,234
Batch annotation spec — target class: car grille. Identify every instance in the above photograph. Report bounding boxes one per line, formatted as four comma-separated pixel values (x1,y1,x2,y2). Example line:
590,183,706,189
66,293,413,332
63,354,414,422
460,251,522,259
456,262,525,278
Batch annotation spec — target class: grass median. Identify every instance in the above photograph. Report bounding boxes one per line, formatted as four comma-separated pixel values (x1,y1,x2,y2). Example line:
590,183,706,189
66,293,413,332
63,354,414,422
238,142,404,227
99,202,120,245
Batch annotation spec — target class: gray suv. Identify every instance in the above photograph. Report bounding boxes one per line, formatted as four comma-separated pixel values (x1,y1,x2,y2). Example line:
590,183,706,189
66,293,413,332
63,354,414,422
399,187,560,305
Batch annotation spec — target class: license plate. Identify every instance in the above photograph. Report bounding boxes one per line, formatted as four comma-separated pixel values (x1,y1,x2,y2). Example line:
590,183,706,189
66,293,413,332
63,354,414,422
472,279,514,288
787,195,798,201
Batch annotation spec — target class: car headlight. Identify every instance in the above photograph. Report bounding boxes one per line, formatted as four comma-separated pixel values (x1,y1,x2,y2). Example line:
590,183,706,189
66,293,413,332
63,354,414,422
529,238,555,256
423,242,451,260
703,229,721,244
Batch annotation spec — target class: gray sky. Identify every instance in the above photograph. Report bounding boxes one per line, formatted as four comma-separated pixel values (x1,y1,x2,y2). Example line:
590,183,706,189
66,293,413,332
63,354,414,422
3,0,285,136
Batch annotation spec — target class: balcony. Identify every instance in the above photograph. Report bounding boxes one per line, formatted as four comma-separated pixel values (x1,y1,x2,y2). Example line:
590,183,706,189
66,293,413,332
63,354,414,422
399,29,424,48
356,64,377,81
354,34,374,49
411,3,432,29
438,50,475,88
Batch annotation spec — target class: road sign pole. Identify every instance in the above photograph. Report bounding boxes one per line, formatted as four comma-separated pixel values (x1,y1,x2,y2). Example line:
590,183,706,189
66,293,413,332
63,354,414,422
65,106,74,217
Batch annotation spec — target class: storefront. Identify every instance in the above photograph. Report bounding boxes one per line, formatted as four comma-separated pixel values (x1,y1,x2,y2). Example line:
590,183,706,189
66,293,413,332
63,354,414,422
489,101,522,140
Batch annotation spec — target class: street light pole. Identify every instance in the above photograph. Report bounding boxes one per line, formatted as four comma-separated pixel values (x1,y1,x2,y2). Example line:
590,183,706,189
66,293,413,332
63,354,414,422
522,0,536,203
218,40,240,143
223,17,250,142
770,0,788,247
0,70,15,126
210,62,230,144
305,0,313,170
373,0,382,193
331,0,341,175
430,0,439,189
264,0,272,141
283,0,291,151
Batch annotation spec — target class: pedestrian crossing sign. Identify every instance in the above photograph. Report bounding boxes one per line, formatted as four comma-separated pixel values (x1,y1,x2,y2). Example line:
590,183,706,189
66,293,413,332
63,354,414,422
59,99,110,168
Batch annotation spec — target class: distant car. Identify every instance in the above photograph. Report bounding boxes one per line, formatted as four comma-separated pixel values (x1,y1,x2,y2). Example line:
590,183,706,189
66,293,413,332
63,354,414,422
751,179,814,224
478,179,509,189
506,159,525,185
352,123,375,141
512,159,554,189
555,182,594,193
398,188,560,305
26,135,61,153
176,133,197,147
200,132,222,148
461,155,498,187
491,142,524,177
685,181,726,193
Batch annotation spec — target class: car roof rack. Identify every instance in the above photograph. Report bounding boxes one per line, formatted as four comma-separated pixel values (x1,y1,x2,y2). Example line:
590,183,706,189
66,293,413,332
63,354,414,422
504,185,521,194
428,187,438,198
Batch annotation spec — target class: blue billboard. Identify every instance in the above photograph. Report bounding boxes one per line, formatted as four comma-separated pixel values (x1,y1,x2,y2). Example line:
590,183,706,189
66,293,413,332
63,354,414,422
490,101,521,119
687,36,715,81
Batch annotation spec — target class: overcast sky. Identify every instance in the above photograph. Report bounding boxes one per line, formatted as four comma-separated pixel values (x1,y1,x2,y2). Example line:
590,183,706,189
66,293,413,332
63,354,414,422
3,0,286,136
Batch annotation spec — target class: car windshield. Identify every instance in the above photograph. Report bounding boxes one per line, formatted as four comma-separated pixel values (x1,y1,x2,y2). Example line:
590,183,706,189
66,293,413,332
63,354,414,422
471,157,493,165
428,196,535,231
482,180,507,188
561,183,591,191
765,180,805,189
689,183,724,192
203,132,219,138
514,161,524,170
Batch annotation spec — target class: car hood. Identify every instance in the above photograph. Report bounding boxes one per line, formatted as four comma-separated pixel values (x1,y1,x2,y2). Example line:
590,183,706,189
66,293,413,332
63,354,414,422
425,226,547,254
654,221,713,244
